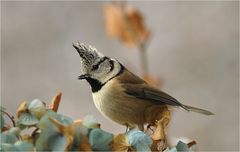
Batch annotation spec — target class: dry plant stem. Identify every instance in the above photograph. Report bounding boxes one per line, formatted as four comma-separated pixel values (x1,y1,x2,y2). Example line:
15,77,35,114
3,111,16,127
117,2,149,75
32,127,40,137
139,43,149,75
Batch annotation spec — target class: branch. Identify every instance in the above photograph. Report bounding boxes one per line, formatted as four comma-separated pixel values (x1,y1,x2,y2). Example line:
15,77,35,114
2,111,16,127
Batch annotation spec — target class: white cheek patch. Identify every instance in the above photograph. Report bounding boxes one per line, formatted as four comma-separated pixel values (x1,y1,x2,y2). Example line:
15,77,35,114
96,61,121,84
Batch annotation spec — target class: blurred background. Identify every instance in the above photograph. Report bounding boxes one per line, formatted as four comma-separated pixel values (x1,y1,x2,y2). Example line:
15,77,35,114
1,1,239,151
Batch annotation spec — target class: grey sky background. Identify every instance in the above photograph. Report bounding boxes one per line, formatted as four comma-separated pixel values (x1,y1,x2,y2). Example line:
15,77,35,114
1,1,239,151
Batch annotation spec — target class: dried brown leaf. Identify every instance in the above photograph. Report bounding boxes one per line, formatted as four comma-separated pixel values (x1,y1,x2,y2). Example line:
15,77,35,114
144,106,170,142
103,4,124,38
48,117,74,151
16,101,27,118
74,119,82,124
125,7,150,44
1,125,11,132
49,92,62,112
111,134,129,151
143,74,162,88
78,136,92,151
145,106,170,126
187,140,197,148
103,3,150,48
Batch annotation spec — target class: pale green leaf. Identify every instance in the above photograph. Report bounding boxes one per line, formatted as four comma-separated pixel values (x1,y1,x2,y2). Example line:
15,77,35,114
14,141,34,151
49,134,68,151
89,128,113,151
8,127,21,136
0,106,5,112
0,143,18,151
35,129,53,151
0,113,5,129
28,99,46,118
35,129,67,151
176,141,189,152
71,123,89,150
126,129,152,151
38,110,73,132
18,113,39,126
0,133,18,144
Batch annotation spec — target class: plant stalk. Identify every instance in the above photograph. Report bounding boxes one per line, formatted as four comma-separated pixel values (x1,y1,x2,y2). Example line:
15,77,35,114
3,111,16,127
139,43,149,75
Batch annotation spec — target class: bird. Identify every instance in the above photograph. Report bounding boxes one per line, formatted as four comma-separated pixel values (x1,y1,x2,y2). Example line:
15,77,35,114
72,42,214,131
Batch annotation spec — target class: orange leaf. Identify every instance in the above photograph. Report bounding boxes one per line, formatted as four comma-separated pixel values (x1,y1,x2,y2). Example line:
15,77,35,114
111,134,129,151
48,117,74,151
78,136,92,151
103,3,150,48
103,4,124,38
49,92,62,112
143,74,162,88
16,101,27,118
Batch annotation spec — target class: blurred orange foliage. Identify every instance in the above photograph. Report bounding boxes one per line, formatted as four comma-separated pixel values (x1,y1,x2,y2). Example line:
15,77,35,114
103,3,150,48
143,74,162,88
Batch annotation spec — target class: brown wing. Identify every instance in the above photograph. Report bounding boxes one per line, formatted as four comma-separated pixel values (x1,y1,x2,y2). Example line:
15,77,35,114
118,68,186,108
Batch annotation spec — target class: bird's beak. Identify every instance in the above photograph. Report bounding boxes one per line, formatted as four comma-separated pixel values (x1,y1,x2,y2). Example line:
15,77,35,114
78,74,90,80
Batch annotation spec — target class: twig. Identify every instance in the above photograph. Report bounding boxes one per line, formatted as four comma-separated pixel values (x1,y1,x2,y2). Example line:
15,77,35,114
31,127,40,137
138,42,149,74
2,111,16,127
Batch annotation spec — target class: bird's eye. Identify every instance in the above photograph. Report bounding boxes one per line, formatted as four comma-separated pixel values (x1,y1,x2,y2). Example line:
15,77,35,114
92,64,99,71
91,57,108,71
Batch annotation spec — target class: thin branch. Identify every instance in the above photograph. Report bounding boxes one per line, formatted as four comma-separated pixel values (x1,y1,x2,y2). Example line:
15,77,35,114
32,127,40,137
2,111,16,127
138,42,149,75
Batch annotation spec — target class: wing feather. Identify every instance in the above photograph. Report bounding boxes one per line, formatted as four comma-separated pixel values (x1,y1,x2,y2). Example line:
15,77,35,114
123,83,186,109
116,68,185,108
116,68,213,115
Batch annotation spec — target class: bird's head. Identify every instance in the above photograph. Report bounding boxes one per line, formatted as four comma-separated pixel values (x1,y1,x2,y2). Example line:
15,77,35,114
72,42,123,86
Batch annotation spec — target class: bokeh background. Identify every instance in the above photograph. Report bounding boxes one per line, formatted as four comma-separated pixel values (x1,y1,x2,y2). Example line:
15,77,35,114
1,1,239,151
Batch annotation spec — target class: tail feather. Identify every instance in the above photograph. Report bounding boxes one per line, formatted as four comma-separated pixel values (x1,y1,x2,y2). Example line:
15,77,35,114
183,105,214,115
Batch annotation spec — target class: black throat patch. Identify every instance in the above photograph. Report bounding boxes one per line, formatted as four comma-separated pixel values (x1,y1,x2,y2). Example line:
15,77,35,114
85,64,125,93
85,77,103,93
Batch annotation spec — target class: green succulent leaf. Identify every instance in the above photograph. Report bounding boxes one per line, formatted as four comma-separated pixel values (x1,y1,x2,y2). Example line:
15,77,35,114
0,106,6,112
0,132,18,144
89,128,113,151
8,127,21,136
18,113,39,126
36,110,73,151
35,129,53,151
38,110,73,132
16,121,27,130
71,123,89,150
126,129,152,151
35,129,67,151
0,112,5,129
28,99,46,118
176,141,189,152
0,143,18,151
48,134,68,151
14,141,34,151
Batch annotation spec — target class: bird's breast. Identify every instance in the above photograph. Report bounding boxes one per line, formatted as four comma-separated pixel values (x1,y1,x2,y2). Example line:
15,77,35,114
92,79,124,117
92,79,147,126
